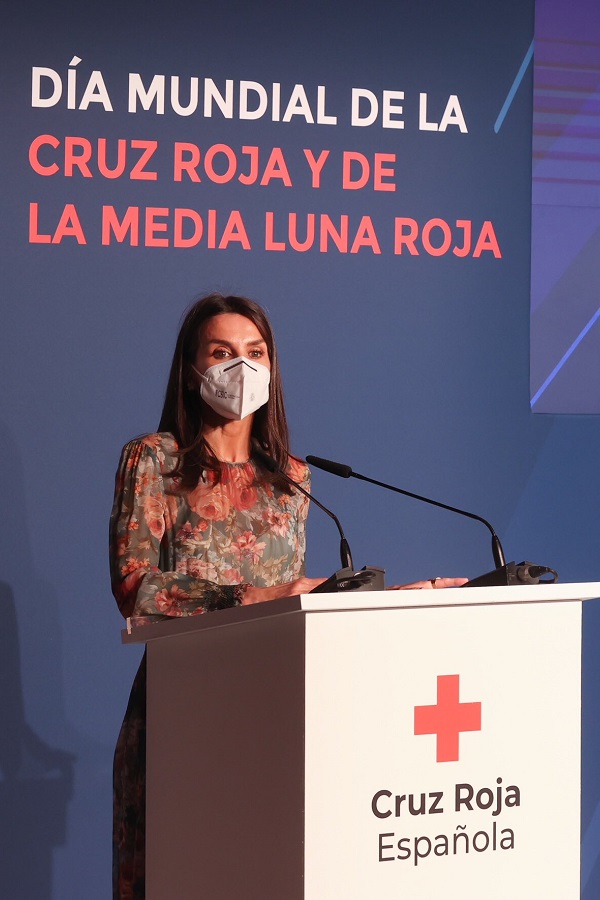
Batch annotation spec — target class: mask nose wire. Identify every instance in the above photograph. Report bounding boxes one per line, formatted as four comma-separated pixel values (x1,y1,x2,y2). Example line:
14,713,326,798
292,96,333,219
191,357,259,379
223,358,258,373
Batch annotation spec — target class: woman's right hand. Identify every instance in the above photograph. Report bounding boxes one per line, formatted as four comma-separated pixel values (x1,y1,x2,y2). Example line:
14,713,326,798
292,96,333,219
242,578,327,605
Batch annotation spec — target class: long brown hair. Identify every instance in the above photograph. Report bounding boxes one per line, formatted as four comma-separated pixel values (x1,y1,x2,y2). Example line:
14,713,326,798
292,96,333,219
158,293,291,490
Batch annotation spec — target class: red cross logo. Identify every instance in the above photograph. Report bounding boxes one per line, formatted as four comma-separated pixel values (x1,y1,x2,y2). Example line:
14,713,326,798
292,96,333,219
414,674,482,762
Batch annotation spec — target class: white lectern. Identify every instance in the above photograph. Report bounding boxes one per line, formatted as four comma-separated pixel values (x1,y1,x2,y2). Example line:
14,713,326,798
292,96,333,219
123,582,600,899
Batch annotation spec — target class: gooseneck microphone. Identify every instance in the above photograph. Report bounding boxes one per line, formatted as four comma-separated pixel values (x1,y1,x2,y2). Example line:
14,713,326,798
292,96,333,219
306,454,506,569
306,454,559,587
252,442,354,570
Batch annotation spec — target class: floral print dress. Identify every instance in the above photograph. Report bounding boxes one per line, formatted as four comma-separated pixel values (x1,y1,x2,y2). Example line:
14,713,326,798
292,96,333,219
109,433,310,899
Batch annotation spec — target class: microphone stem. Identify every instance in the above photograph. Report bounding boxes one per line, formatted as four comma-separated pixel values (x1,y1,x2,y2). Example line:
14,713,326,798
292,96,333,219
340,538,353,570
351,471,503,564
253,443,354,570
491,533,506,568
281,476,353,569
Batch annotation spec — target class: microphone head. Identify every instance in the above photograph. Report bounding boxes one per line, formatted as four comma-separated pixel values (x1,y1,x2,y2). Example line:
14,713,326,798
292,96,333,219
306,455,353,479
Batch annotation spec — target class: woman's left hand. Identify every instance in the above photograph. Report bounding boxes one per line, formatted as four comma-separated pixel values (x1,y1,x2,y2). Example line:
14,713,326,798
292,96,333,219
386,577,469,590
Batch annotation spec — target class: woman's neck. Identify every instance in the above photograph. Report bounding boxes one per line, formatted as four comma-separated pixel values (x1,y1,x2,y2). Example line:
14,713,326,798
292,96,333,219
201,417,253,463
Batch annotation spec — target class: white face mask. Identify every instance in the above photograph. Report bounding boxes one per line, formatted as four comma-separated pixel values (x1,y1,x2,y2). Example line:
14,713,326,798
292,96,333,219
193,356,271,420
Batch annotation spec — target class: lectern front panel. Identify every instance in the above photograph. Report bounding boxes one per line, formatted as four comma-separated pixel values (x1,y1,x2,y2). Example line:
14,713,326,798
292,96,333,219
304,600,581,899
146,612,306,900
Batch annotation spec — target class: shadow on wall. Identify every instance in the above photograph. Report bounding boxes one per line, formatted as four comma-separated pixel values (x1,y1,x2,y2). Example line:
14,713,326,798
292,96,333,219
0,420,77,898
0,581,75,899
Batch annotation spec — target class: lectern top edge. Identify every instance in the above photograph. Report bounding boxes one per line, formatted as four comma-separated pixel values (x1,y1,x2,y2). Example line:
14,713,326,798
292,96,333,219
297,580,600,611
121,581,600,645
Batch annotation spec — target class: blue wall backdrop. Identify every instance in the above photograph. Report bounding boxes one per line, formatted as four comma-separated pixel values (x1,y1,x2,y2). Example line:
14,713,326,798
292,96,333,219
2,1,600,896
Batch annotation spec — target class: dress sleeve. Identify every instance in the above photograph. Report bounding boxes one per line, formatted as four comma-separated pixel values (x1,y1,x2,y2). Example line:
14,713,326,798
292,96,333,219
287,457,311,578
109,437,241,619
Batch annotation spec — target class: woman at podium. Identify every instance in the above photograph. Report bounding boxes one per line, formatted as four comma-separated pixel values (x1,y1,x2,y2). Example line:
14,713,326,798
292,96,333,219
109,292,464,898
109,293,326,898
